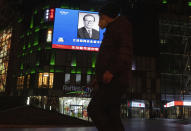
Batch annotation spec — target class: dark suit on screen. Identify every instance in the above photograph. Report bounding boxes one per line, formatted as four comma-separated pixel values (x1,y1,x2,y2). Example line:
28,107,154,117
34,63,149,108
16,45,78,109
77,27,99,40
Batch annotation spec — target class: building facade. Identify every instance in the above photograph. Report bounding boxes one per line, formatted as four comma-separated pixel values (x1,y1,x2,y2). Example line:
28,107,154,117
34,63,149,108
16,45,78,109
0,0,160,119
159,0,191,118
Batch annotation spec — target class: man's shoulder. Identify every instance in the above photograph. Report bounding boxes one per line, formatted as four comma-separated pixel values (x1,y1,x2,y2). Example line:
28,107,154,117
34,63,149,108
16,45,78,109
118,16,131,25
78,27,86,31
92,28,99,33
111,16,131,32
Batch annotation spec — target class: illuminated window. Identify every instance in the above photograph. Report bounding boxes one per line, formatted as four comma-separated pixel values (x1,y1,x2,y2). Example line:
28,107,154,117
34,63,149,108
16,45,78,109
42,73,48,87
87,75,91,84
132,61,136,70
160,39,167,45
0,75,6,92
38,73,43,87
27,75,30,88
42,73,49,86
65,73,70,84
47,29,53,42
38,73,54,88
17,76,24,89
49,73,54,88
76,74,81,84
0,29,12,92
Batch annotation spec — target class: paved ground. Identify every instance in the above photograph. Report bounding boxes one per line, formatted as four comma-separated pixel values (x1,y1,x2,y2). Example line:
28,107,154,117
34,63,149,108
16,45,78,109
0,119,191,131
0,106,92,127
0,106,191,131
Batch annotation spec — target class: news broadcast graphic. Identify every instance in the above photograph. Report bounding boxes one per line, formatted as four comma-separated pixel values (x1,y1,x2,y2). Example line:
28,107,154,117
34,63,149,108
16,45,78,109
52,8,105,52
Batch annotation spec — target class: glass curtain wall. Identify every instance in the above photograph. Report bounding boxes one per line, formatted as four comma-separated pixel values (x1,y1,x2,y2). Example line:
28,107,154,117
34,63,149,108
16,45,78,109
0,29,12,92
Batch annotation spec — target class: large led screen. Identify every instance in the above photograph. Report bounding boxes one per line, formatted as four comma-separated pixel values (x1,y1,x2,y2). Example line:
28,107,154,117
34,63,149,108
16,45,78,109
52,8,105,51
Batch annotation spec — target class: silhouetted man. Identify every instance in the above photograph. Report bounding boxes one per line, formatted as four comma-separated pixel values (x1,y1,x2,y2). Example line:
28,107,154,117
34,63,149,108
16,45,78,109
87,2,133,131
77,14,99,39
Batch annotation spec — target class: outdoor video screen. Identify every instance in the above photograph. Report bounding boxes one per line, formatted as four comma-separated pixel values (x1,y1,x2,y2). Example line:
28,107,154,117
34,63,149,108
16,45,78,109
52,8,105,52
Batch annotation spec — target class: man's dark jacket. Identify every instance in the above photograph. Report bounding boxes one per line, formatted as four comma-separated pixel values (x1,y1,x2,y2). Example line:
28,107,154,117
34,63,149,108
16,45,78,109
77,27,99,40
95,16,133,86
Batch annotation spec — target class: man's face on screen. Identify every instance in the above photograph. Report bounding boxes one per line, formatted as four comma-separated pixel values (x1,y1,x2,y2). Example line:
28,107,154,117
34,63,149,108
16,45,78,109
84,15,95,29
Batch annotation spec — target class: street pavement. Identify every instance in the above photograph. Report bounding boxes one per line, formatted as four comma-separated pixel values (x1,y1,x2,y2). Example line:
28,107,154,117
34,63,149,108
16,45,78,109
1,106,191,131
0,106,92,127
0,119,191,131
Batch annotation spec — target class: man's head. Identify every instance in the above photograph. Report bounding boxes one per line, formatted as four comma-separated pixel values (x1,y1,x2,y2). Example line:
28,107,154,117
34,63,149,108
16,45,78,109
98,2,120,29
83,14,96,29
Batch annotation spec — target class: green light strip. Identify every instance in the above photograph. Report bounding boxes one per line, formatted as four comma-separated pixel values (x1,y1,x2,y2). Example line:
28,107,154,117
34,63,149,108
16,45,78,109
71,69,76,74
27,31,31,36
34,9,38,14
162,0,167,4
92,55,96,68
71,57,77,67
50,53,55,65
40,18,44,24
188,2,191,6
23,45,26,50
37,47,41,51
45,46,52,50
66,91,86,95
18,18,23,23
34,34,39,46
33,41,38,46
31,69,35,74
90,8,95,11
28,43,31,48
87,69,92,75
20,64,24,70
36,61,40,66
55,69,64,73
35,27,40,32
50,68,54,73
43,5,50,9
20,34,24,39
30,16,34,29
76,69,81,74
61,5,69,8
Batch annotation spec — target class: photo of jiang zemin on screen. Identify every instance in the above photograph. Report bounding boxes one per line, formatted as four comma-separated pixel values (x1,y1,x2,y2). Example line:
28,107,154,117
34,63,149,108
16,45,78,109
52,8,105,51
77,12,100,40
